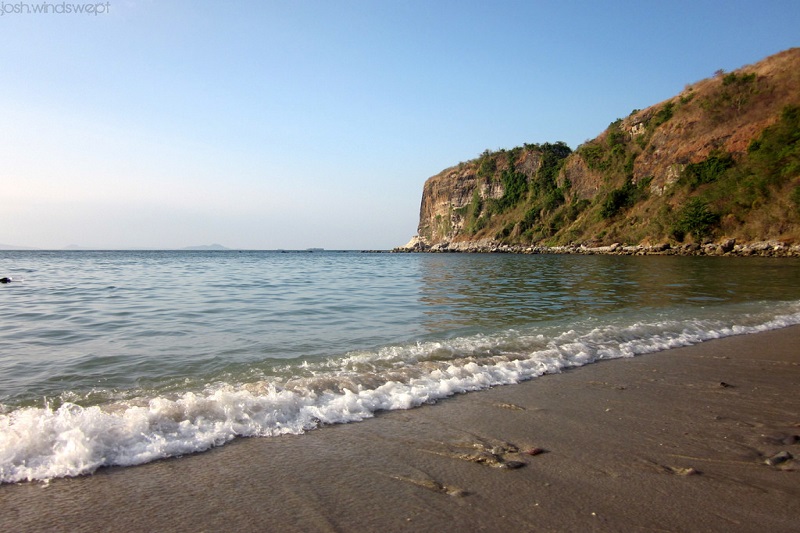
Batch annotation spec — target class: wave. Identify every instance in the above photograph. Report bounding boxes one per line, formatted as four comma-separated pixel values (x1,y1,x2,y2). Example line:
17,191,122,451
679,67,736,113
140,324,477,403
2,305,800,484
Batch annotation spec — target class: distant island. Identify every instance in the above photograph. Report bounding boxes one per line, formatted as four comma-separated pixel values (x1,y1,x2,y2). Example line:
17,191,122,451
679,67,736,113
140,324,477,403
182,244,230,251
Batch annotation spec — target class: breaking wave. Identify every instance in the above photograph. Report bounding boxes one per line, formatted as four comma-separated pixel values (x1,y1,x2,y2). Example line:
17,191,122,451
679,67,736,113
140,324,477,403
3,303,799,484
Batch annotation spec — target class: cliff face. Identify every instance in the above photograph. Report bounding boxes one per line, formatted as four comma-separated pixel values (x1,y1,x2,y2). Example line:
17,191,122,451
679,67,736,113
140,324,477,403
406,48,800,250
417,149,539,243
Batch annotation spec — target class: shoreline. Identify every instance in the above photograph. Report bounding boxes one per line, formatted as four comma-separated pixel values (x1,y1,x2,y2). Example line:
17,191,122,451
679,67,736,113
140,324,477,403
3,326,799,532
392,238,800,257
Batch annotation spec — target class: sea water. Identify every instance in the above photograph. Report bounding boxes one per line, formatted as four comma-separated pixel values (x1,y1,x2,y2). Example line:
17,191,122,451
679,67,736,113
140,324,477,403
1,250,799,483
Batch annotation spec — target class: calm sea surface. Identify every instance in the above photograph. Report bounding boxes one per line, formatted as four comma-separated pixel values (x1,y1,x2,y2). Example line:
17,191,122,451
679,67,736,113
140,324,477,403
1,250,799,483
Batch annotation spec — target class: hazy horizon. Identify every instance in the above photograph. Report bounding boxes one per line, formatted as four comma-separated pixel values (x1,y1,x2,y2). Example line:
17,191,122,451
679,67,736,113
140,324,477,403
0,243,343,251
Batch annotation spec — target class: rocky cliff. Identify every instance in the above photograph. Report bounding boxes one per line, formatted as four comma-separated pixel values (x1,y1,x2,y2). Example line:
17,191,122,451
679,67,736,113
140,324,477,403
402,48,800,252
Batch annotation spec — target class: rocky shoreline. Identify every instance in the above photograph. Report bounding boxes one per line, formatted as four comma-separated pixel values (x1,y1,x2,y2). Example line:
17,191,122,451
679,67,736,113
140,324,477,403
393,238,800,257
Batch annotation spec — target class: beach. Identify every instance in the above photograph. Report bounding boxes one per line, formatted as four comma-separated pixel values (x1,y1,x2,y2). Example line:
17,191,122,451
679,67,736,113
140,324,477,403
2,325,798,532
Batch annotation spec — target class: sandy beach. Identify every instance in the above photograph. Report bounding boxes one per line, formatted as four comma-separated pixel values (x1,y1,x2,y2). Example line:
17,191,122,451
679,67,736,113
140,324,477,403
3,325,799,532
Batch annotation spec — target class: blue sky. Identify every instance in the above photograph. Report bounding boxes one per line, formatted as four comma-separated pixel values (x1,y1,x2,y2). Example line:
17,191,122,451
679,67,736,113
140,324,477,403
1,0,798,249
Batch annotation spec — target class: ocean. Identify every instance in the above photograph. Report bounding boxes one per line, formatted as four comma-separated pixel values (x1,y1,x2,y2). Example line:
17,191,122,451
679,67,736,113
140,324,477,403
1,250,799,484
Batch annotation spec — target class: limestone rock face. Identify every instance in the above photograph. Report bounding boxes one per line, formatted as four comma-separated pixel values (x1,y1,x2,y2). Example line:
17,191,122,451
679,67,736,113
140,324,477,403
418,162,505,244
559,155,601,201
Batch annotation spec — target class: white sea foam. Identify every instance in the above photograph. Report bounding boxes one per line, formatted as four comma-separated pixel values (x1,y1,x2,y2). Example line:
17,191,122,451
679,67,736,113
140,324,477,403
2,308,800,484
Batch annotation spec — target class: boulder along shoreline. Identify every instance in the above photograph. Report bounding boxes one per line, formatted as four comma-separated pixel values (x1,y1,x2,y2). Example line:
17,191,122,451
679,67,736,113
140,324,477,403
393,238,800,257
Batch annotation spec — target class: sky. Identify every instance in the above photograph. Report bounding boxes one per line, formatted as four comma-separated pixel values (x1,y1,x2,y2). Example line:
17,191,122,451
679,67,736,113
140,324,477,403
1,1,798,250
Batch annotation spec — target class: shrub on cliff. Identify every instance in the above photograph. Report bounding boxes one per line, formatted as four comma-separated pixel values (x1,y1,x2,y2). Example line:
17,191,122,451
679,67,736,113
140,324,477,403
672,199,720,241
599,177,650,219
746,105,800,184
499,168,528,210
701,71,761,121
652,101,675,127
681,151,735,188
792,186,800,214
477,150,497,178
699,104,800,218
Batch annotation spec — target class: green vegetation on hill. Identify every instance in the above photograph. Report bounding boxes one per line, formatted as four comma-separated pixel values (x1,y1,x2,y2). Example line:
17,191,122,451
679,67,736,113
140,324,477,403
454,142,573,243
562,100,800,245
695,104,800,238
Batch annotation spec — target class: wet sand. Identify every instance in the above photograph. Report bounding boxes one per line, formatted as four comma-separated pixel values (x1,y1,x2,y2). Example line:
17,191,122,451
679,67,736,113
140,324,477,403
3,326,799,532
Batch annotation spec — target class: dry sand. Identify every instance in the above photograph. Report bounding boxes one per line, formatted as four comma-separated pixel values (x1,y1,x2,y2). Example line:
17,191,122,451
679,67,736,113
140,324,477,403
3,326,799,532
